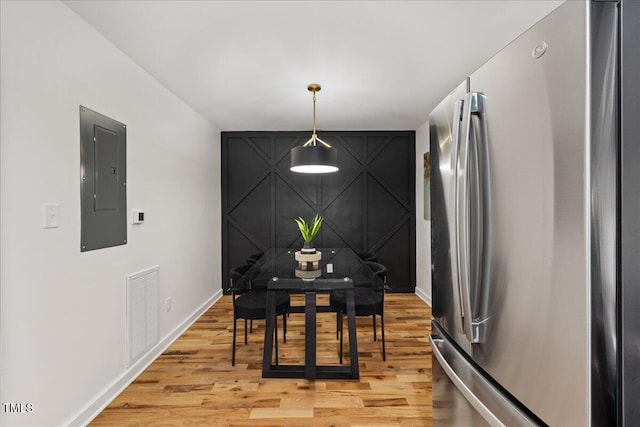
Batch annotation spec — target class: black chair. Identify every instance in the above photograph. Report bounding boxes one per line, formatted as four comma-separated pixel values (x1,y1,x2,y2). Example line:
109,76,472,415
357,251,378,263
240,252,267,334
245,252,264,265
228,264,290,366
330,261,389,362
331,253,377,340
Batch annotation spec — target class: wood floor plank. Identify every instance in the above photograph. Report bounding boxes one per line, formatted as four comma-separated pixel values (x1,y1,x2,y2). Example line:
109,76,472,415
249,408,314,419
279,392,365,409
90,294,432,426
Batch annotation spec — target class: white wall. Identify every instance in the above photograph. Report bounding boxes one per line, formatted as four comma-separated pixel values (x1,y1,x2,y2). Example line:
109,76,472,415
415,122,431,305
0,1,221,425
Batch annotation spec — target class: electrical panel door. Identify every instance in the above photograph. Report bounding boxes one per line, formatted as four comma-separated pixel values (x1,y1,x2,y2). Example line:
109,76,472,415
80,106,127,252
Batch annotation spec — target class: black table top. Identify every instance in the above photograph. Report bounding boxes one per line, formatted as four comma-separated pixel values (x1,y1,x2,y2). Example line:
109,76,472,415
235,247,383,290
268,277,355,292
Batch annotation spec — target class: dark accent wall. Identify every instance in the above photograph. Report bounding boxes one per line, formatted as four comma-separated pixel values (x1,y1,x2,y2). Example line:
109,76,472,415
221,131,416,292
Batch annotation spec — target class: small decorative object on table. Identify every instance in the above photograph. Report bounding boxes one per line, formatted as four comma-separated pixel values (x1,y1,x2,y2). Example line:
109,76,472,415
295,249,322,270
294,214,323,253
294,265,322,280
294,214,323,277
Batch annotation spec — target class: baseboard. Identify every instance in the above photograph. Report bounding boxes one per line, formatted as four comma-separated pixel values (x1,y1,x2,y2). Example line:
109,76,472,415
414,287,432,307
68,289,223,426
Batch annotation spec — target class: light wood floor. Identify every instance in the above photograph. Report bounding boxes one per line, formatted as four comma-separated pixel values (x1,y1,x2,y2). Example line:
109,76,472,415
90,293,433,426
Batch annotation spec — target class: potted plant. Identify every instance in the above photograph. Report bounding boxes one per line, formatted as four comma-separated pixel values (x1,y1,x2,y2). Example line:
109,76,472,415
295,214,323,253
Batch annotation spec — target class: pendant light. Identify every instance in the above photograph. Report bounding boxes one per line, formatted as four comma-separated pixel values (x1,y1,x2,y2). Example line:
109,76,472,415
290,84,339,174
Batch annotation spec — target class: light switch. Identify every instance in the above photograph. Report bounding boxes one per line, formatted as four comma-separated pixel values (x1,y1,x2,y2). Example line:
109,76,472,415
326,263,334,273
43,203,60,229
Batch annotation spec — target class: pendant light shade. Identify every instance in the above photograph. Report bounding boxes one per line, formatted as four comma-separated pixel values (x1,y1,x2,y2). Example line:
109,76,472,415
290,84,339,174
290,145,338,173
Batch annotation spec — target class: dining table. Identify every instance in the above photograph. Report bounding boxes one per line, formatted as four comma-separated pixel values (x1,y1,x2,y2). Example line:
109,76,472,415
237,247,382,380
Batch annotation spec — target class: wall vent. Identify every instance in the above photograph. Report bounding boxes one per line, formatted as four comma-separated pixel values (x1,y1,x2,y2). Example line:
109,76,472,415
127,266,159,366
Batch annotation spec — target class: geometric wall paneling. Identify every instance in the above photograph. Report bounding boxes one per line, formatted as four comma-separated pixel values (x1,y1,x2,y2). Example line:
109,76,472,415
363,136,414,291
228,176,271,246
248,135,272,158
318,222,351,250
274,174,317,248
323,174,364,250
320,140,363,204
369,135,412,205
276,169,318,211
274,137,319,205
274,135,302,170
337,134,367,159
372,220,413,292
367,134,392,158
225,136,270,208
322,169,362,208
226,222,263,273
222,131,415,292
366,177,410,246
274,134,304,160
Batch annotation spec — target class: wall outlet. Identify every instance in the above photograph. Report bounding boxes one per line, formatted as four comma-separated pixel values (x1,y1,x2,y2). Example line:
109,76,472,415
165,297,172,313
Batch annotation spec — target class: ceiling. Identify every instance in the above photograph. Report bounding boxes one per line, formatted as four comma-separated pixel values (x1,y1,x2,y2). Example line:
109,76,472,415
64,0,563,132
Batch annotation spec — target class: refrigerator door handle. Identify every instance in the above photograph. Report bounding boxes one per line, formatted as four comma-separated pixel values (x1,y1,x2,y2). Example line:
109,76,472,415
449,99,465,335
457,92,475,343
458,92,487,344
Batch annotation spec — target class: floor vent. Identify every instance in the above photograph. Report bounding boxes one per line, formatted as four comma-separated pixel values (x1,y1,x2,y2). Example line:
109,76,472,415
127,266,159,366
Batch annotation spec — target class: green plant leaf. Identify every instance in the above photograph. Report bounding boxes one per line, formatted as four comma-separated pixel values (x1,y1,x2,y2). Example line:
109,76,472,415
309,214,322,240
294,214,323,243
295,217,310,242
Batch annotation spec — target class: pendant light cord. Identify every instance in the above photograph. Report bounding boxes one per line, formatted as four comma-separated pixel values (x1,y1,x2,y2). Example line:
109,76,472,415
312,90,317,141
303,84,332,148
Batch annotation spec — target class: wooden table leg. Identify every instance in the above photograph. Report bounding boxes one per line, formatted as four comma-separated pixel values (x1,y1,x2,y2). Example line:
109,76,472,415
345,288,359,379
262,279,357,380
305,292,317,380
262,290,276,377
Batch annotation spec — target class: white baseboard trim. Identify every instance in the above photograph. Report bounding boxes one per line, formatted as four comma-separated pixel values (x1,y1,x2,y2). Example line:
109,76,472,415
68,289,223,426
414,287,432,307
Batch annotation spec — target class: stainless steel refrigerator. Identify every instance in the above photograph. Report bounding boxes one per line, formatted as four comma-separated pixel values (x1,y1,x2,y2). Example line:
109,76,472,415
429,0,640,425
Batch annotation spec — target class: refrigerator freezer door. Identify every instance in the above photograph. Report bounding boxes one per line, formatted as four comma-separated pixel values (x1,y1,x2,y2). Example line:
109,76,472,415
466,1,591,425
621,0,640,423
430,80,471,354
430,331,539,427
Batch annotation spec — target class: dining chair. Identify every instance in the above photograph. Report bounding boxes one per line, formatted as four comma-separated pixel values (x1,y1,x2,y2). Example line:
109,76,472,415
331,253,377,340
228,263,290,366
330,261,390,362
357,251,378,263
245,252,264,265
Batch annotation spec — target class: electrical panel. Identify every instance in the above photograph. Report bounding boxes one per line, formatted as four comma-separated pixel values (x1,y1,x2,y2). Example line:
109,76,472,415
80,106,127,252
